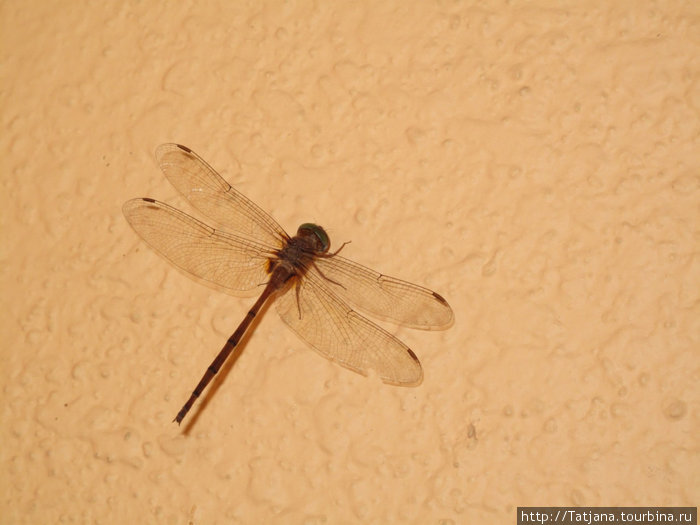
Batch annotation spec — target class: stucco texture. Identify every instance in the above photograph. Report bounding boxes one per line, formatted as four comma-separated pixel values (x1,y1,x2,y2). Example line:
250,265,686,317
1,1,698,523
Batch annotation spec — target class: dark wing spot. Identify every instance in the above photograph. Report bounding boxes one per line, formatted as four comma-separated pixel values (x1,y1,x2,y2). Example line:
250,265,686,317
266,258,278,275
143,197,156,203
407,348,420,363
176,144,192,153
432,291,449,306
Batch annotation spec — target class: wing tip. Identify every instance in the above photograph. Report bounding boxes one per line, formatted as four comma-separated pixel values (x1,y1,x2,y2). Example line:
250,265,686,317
432,291,455,329
377,348,424,387
404,348,424,386
432,291,448,306
122,197,158,215
155,143,193,163
407,348,424,386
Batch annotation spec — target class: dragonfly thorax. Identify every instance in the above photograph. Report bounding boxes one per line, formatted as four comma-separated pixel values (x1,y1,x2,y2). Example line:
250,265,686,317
274,225,329,274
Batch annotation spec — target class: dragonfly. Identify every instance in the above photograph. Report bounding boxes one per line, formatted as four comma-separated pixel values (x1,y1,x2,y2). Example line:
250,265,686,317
123,144,453,424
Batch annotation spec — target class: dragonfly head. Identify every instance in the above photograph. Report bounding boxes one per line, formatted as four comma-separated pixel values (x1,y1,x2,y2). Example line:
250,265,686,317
297,223,330,253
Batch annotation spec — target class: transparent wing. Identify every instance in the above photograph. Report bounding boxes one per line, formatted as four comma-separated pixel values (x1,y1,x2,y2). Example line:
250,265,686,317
123,198,278,293
155,143,288,248
275,270,423,386
314,255,453,329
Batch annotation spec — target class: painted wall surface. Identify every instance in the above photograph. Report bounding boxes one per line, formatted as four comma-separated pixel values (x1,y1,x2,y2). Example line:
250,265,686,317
1,1,698,523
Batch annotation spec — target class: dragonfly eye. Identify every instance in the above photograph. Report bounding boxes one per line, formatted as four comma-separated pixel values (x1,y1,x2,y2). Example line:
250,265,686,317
298,223,330,252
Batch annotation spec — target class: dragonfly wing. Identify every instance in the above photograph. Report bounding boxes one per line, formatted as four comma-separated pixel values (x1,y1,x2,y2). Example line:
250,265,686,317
155,143,288,248
123,198,277,293
314,255,453,329
275,270,423,386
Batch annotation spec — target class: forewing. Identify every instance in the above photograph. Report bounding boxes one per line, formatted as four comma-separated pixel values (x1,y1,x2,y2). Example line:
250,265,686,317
155,143,288,248
275,270,423,386
123,198,276,293
314,255,453,329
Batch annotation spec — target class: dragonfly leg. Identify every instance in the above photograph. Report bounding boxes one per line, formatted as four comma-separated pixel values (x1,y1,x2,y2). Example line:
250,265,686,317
329,240,351,256
311,260,346,290
294,282,303,320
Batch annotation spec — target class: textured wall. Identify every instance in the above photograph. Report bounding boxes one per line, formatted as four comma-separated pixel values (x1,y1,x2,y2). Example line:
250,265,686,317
1,1,698,523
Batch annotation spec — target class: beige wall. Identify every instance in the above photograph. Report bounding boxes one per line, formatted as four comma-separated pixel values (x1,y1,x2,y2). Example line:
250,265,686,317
1,1,698,523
